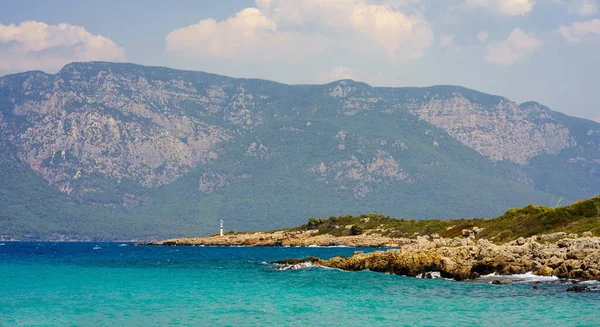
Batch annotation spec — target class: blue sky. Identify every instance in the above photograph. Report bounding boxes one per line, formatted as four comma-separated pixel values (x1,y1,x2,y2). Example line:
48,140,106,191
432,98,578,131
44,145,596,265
0,0,598,121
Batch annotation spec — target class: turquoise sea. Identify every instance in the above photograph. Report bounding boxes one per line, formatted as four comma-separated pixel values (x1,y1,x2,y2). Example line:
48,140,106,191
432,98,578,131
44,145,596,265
1,243,599,326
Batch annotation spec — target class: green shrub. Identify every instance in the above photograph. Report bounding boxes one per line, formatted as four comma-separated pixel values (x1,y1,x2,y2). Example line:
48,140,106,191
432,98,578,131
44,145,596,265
349,225,364,235
306,217,325,230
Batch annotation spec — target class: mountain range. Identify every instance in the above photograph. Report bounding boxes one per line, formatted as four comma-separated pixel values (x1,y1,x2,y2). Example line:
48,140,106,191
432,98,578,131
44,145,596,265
1,62,599,240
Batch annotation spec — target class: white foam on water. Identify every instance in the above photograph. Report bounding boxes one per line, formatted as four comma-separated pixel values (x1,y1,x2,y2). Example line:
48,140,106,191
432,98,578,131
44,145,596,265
481,272,499,278
479,271,558,282
508,272,559,282
416,272,442,279
318,265,343,271
579,280,600,285
276,262,314,271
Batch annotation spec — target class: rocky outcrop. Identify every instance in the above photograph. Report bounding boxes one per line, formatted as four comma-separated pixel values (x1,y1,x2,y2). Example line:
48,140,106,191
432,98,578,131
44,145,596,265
566,285,600,292
408,97,575,165
311,150,412,199
314,236,600,281
145,230,413,247
146,228,600,281
2,64,235,197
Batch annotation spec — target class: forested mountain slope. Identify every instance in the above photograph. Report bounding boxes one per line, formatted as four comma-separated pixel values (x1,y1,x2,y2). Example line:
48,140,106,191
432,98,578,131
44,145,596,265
0,62,598,240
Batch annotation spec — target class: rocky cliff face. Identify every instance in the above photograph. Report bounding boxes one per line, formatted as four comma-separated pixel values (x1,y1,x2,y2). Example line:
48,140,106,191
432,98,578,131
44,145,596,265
1,62,599,239
409,97,575,164
3,66,233,196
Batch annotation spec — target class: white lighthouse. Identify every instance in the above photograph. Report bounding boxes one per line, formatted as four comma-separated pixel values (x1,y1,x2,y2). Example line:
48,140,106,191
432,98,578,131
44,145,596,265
220,219,224,237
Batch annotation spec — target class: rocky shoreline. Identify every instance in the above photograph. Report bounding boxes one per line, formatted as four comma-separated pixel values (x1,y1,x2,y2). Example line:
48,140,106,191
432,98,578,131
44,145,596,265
143,230,415,247
273,233,600,282
143,229,600,282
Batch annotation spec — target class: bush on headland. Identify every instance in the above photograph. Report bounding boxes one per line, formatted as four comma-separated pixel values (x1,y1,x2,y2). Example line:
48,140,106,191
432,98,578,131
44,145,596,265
349,225,364,235
297,196,600,242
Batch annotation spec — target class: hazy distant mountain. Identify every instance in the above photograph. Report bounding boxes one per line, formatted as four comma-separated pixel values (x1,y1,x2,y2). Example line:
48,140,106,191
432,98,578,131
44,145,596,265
1,62,599,240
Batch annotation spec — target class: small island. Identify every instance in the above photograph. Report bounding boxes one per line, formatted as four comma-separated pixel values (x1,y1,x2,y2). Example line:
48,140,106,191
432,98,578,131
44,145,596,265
145,196,600,283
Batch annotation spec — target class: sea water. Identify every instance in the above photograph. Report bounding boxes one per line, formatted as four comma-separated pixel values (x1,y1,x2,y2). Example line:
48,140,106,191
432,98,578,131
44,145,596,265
1,243,599,326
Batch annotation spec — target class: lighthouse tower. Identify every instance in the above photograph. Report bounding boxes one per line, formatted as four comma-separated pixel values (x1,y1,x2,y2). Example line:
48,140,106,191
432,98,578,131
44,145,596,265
220,219,224,237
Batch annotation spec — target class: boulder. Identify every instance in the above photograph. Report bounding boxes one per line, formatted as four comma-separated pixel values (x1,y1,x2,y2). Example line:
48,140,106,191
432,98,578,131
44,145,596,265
537,265,554,276
566,286,589,292
539,232,567,241
546,256,564,268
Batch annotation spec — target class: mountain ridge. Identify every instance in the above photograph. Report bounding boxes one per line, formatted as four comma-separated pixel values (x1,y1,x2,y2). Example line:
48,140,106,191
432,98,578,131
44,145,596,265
1,62,548,110
1,61,598,240
3,61,597,122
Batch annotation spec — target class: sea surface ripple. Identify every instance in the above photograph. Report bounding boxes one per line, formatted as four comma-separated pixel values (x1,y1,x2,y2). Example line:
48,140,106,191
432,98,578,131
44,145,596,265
1,243,599,326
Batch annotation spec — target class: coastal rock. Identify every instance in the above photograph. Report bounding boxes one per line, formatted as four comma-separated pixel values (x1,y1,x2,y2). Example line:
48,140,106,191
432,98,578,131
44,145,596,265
307,236,600,281
566,286,590,292
461,227,484,238
539,232,567,241
583,252,600,271
146,230,414,247
144,206,600,283
546,256,564,269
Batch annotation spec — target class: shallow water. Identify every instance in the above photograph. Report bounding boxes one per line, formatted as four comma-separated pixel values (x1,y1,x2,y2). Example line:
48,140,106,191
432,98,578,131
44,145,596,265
1,243,599,326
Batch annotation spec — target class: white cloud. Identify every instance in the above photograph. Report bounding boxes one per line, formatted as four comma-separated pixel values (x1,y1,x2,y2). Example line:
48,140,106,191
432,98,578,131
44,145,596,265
0,21,125,73
574,0,598,16
563,0,599,17
485,28,542,65
478,31,490,42
559,19,600,43
166,8,323,62
552,0,597,17
465,0,535,16
166,0,433,64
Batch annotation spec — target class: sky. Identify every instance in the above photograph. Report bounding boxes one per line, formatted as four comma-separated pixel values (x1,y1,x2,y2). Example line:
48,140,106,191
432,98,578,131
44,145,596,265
0,0,598,121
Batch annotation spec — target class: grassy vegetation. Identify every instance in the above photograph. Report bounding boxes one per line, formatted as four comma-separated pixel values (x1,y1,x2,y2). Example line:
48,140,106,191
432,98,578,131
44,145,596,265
473,197,600,242
296,196,600,242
